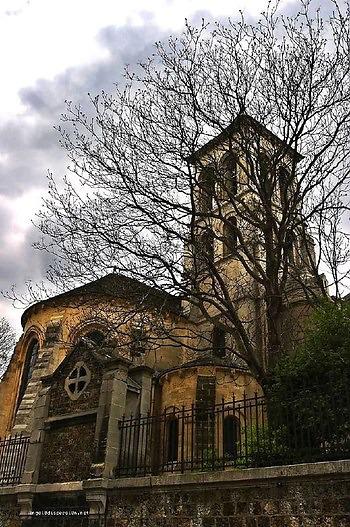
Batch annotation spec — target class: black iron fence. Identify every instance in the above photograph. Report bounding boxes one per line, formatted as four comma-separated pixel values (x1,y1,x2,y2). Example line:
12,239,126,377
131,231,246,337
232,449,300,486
0,433,30,486
1,385,349,484
117,388,350,477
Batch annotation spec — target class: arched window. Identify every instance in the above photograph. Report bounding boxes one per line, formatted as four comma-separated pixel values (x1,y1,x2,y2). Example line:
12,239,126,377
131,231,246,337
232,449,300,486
223,217,238,257
220,154,238,200
198,167,215,212
84,330,105,345
212,326,226,358
166,416,178,462
223,415,240,459
17,338,39,406
27,339,39,380
285,228,295,264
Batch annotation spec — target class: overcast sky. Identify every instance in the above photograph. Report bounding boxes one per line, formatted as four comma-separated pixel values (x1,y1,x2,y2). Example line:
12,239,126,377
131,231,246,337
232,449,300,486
0,0,297,334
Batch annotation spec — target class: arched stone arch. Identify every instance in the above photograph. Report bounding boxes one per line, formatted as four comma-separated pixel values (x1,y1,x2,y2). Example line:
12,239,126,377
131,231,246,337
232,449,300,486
20,325,45,380
16,326,44,413
21,325,44,350
68,319,111,348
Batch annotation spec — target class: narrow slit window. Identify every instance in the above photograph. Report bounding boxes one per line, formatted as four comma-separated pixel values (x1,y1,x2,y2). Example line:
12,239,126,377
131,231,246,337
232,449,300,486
198,229,214,263
223,217,238,257
213,326,226,358
166,417,178,462
17,338,40,408
220,154,238,200
279,167,290,206
223,415,240,459
198,168,215,212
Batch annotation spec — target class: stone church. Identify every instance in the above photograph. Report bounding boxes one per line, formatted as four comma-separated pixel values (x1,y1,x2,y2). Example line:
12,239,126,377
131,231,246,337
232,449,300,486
0,115,334,527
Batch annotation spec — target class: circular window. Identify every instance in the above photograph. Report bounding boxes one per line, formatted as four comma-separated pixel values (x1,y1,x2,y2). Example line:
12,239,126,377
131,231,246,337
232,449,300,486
64,361,91,400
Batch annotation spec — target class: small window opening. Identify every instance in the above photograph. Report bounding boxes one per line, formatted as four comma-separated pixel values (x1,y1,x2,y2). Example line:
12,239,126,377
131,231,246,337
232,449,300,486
212,326,226,358
285,228,295,264
166,416,178,462
130,326,148,357
85,330,105,346
279,167,290,206
223,415,240,459
198,229,214,263
223,217,238,257
258,153,273,195
198,168,214,212
220,154,238,200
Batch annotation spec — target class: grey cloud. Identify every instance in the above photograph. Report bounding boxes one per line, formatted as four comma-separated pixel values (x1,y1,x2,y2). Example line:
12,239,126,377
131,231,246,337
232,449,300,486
1,23,167,199
0,20,169,324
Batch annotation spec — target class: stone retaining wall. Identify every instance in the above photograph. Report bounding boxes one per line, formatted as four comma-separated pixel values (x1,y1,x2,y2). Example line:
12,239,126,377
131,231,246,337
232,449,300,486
0,460,349,526
104,462,350,527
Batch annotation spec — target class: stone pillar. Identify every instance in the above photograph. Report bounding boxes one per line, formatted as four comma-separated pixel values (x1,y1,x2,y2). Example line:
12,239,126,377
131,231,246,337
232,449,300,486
102,357,130,479
129,365,154,416
21,384,50,485
86,488,107,523
17,490,35,520
91,368,114,478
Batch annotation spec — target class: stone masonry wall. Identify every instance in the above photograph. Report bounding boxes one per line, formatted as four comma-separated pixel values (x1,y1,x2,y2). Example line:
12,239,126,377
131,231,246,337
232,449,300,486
38,417,96,483
105,466,350,527
48,347,102,417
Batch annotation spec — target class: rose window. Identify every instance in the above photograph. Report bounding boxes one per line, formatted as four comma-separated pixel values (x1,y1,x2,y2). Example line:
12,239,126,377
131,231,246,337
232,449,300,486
64,361,91,400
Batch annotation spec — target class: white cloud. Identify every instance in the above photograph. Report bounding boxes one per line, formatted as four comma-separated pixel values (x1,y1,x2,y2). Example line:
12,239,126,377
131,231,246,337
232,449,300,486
0,0,293,117
0,189,42,249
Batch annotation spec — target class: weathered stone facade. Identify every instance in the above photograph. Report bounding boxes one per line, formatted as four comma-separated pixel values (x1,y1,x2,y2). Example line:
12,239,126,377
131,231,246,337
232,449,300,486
39,419,96,484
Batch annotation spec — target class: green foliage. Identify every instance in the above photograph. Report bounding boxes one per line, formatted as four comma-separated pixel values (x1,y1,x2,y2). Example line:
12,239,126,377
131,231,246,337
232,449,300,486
272,299,350,387
237,424,289,467
267,300,350,458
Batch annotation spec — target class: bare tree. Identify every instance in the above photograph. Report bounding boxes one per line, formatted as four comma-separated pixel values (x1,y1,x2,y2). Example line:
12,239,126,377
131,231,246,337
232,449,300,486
0,317,16,379
26,0,350,382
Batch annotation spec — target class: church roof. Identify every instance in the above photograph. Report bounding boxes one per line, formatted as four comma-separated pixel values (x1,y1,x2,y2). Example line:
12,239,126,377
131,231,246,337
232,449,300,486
181,352,248,370
157,352,249,379
187,113,303,164
21,273,182,327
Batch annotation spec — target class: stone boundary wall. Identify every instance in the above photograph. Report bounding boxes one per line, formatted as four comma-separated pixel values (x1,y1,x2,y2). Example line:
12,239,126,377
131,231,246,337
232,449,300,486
0,460,349,526
104,461,350,527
